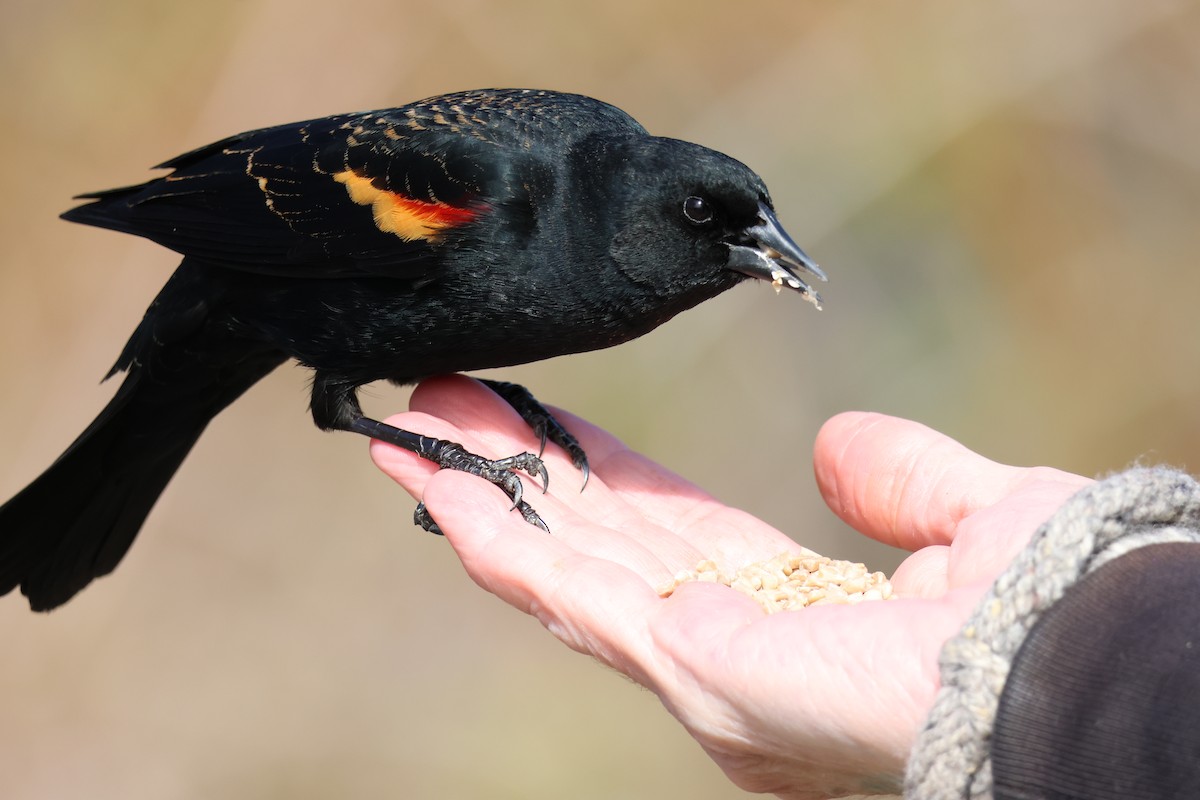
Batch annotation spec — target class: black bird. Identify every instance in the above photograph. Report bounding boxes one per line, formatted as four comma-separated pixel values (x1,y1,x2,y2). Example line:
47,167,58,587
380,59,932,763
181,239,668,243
0,88,825,611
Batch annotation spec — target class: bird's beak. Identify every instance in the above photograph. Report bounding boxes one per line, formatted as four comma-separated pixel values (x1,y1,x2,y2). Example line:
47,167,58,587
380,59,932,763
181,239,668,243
725,201,826,309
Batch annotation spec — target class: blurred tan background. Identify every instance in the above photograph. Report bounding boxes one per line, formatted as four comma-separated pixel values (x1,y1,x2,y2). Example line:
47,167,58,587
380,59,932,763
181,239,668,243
2,1,1199,797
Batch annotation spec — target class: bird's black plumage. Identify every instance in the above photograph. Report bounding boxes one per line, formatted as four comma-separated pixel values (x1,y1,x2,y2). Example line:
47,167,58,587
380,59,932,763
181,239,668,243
0,88,825,611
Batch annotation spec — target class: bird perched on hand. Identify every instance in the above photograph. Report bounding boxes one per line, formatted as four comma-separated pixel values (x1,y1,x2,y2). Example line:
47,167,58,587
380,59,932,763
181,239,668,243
0,88,825,611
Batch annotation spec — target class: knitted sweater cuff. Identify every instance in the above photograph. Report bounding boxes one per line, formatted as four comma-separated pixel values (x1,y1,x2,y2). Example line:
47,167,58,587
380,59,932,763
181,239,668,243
903,467,1200,799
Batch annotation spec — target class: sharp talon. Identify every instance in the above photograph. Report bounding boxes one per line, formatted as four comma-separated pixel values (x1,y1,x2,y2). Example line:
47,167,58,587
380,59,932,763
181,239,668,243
506,474,524,509
363,418,554,534
579,460,590,492
402,431,558,533
516,500,550,533
479,378,588,492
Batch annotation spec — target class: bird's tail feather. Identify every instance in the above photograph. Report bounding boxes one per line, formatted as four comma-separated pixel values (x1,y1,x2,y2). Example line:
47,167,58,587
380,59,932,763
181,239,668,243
0,350,282,611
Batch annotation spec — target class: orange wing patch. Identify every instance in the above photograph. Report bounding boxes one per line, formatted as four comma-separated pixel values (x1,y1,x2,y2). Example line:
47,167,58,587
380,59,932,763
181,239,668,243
333,170,479,241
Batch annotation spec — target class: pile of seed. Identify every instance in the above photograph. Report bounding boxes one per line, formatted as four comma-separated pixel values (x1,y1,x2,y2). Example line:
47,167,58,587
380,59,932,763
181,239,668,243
658,549,894,614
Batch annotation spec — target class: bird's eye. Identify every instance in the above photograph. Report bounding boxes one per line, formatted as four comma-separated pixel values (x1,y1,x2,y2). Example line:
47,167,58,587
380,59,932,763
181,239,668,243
682,195,714,225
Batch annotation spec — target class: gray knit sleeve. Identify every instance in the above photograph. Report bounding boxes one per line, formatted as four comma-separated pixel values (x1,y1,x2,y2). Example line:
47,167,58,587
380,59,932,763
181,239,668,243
904,467,1200,799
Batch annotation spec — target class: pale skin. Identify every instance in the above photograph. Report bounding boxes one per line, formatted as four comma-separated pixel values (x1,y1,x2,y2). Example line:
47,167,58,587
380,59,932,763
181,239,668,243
371,375,1093,799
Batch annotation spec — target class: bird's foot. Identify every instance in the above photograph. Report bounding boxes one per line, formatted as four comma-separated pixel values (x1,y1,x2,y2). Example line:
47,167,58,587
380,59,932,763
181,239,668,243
414,441,551,533
348,417,550,533
414,494,547,535
479,379,590,488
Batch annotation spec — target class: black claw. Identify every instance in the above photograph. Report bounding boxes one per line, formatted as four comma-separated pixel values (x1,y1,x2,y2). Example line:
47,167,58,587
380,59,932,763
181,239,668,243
503,472,524,510
419,441,548,528
352,414,554,535
480,378,588,490
414,502,444,535
416,492,549,535
517,500,550,533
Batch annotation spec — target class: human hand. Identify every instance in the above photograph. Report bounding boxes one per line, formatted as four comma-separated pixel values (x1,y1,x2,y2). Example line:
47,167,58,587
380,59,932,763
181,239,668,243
370,376,1091,799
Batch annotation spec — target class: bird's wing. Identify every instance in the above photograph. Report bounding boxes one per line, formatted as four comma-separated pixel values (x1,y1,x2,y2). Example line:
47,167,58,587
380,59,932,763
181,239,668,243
61,106,514,280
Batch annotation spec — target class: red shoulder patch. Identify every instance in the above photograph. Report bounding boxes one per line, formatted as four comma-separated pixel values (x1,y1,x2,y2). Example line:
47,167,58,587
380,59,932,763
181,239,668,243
333,170,480,242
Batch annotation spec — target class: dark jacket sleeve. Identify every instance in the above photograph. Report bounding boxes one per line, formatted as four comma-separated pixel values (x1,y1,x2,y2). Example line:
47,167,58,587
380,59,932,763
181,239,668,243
906,468,1200,799
992,541,1200,799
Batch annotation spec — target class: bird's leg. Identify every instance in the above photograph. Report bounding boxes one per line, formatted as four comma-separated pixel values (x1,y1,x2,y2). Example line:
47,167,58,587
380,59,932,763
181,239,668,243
311,374,549,534
349,417,549,534
478,379,590,488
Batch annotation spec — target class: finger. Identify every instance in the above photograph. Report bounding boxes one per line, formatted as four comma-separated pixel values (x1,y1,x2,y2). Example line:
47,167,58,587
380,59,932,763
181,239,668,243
372,415,683,605
412,378,797,565
368,409,465,500
410,375,557,468
413,378,716,524
371,376,590,504
407,380,680,553
943,475,1090,587
813,412,1043,549
537,406,801,567
408,378,647,517
373,394,708,586
889,547,950,598
422,469,663,680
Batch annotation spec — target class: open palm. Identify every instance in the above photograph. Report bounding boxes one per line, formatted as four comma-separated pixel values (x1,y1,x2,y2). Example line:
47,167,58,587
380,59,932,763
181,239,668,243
371,376,1090,799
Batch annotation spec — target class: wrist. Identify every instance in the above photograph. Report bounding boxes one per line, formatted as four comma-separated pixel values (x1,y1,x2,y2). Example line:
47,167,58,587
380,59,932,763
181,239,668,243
905,467,1200,798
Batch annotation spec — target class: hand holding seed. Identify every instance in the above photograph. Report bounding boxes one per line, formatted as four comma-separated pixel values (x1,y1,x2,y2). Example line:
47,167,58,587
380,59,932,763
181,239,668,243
372,377,1091,800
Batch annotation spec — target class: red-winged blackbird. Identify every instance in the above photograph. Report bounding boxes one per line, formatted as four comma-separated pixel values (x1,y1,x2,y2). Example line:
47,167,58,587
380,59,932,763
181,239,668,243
0,88,824,611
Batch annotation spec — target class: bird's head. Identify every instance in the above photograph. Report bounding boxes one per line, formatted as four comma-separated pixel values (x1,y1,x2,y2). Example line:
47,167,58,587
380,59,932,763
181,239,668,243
591,136,826,311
